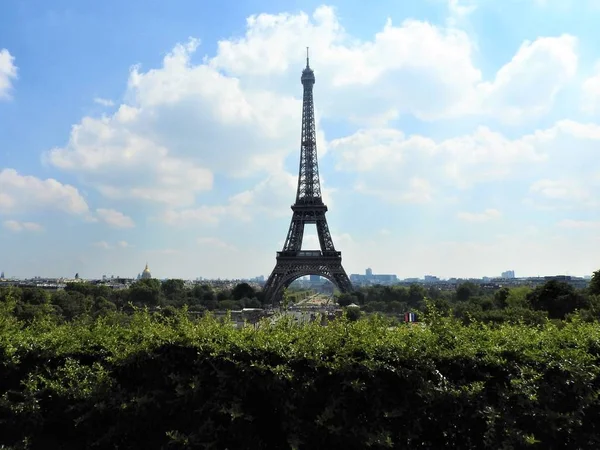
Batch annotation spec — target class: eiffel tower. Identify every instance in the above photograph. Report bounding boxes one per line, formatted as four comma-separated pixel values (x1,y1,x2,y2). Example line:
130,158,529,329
263,49,353,303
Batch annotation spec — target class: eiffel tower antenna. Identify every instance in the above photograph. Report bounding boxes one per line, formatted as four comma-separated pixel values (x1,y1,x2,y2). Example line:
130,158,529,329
263,52,353,304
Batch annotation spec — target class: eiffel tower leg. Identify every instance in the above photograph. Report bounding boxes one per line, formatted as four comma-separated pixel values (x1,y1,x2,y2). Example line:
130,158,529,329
315,211,335,252
283,212,305,252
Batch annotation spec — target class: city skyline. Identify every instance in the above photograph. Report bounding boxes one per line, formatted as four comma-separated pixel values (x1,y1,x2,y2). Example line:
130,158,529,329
2,1,600,280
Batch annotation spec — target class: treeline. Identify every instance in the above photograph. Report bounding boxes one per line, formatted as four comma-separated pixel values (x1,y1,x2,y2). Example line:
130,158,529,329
338,271,600,325
2,271,600,326
0,279,263,323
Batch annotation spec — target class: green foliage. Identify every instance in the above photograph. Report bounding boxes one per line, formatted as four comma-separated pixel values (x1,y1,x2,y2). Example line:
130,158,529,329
456,281,480,301
0,312,600,448
343,306,362,321
336,292,361,307
232,282,256,300
527,280,588,320
590,270,600,296
506,286,532,309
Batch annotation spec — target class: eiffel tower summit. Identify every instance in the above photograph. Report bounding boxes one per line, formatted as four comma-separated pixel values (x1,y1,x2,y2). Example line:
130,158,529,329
263,49,353,303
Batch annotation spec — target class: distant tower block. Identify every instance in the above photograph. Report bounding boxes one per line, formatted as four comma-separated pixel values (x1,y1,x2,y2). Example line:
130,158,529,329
263,49,353,304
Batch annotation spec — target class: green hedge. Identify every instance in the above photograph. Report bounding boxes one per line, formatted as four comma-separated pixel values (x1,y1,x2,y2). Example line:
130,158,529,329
1,310,600,449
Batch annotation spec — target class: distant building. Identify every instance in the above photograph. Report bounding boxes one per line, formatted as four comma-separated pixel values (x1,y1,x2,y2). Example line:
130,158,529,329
141,263,152,280
0,271,4,280
309,274,321,282
424,275,439,283
501,270,515,279
350,268,398,286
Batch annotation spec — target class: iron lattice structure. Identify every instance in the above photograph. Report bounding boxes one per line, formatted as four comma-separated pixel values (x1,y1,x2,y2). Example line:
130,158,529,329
263,51,353,304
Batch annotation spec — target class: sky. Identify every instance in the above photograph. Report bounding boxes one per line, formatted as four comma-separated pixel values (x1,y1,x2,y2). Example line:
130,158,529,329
1,0,600,280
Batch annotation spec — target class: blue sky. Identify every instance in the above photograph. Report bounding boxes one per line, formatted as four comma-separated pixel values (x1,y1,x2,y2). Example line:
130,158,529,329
2,0,600,280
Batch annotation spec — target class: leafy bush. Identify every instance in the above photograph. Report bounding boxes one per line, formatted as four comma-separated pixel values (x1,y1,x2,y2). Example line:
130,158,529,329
1,310,600,449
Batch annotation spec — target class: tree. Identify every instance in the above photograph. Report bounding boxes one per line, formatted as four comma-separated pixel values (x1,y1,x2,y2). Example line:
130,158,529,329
337,293,355,307
345,306,362,321
408,284,426,305
494,287,510,308
456,282,479,302
506,286,531,309
130,280,161,306
51,290,93,320
21,288,50,305
161,279,185,300
527,280,587,320
232,283,255,301
589,270,600,296
216,290,231,301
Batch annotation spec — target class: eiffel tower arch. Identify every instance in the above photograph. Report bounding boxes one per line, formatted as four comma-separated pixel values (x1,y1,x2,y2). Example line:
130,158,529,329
263,49,353,304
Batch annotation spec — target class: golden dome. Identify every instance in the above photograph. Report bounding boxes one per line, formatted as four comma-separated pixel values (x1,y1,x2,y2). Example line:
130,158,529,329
141,263,152,279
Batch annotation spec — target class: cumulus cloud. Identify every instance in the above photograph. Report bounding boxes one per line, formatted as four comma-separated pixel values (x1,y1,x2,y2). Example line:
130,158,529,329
457,209,501,223
93,97,114,107
557,219,600,229
197,237,237,251
330,119,600,207
209,6,576,122
582,62,600,113
96,208,135,228
3,220,43,232
45,39,302,210
0,169,89,215
159,171,303,226
92,240,133,250
0,49,17,100
43,5,581,226
46,112,214,207
477,35,577,122
92,241,111,249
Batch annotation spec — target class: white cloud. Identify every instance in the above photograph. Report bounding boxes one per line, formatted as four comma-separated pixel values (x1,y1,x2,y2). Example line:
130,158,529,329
160,170,306,226
529,179,590,201
46,112,214,207
209,6,576,122
92,240,132,250
355,177,434,204
528,178,597,209
477,35,577,122
93,97,114,107
0,169,89,215
96,208,135,228
3,220,43,232
0,49,17,100
557,219,600,229
41,6,583,235
582,62,600,113
197,237,237,251
457,208,501,222
330,119,600,206
45,38,302,209
446,0,478,27
92,241,111,249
